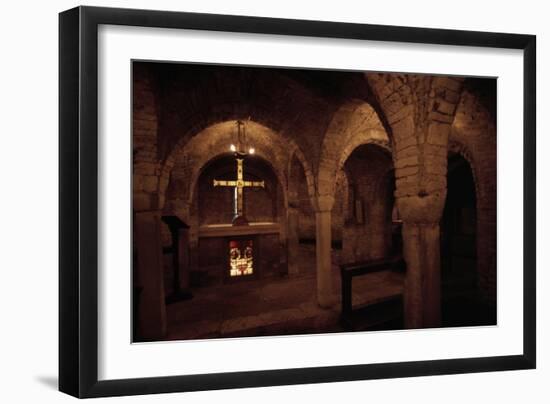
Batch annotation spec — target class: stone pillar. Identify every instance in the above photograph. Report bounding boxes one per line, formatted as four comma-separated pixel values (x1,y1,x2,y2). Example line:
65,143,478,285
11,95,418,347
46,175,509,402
402,222,441,328
287,206,300,275
135,210,167,340
365,73,464,328
133,64,160,212
398,193,445,329
313,195,335,308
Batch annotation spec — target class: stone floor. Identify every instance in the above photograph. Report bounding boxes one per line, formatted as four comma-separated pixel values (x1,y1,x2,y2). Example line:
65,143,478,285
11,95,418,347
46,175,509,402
165,246,404,341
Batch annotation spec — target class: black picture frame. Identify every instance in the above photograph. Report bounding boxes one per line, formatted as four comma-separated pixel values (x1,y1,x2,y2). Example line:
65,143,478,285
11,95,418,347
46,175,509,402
59,5,536,398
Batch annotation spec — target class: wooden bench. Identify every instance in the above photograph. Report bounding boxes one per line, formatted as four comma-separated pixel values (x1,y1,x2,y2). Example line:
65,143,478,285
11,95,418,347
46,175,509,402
340,256,406,331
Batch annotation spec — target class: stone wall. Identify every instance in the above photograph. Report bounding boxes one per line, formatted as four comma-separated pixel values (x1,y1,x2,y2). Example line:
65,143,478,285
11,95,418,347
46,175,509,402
197,167,279,225
341,145,394,264
133,63,161,212
331,170,349,243
290,155,316,240
153,62,338,179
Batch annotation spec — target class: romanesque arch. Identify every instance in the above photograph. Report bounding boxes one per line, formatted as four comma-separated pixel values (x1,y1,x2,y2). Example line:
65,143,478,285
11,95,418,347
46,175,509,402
161,120,315,220
340,143,394,263
317,99,390,198
448,140,479,203
154,63,337,171
450,82,497,305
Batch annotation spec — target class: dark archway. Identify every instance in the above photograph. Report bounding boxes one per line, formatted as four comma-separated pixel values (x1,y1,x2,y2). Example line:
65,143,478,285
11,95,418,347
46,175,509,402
341,144,394,264
442,153,477,281
441,153,494,326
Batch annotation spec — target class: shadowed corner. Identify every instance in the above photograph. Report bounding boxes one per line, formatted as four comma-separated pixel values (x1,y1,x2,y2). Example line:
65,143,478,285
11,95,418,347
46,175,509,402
36,375,58,390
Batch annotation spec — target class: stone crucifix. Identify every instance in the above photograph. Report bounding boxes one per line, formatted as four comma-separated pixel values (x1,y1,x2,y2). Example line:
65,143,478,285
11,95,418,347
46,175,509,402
213,157,265,226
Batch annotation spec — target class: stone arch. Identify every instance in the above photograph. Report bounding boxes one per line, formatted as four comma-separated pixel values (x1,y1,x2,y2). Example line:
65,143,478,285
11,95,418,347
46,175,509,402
317,99,391,198
154,63,337,174
161,102,295,159
194,152,286,225
162,133,294,285
189,151,288,217
448,140,479,202
446,85,496,315
366,73,465,204
160,120,315,218
441,148,481,324
340,143,395,263
287,148,318,211
338,138,391,172
450,84,497,305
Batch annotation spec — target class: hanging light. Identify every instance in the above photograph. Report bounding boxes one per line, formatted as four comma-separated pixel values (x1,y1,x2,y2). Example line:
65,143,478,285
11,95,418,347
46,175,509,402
231,120,255,157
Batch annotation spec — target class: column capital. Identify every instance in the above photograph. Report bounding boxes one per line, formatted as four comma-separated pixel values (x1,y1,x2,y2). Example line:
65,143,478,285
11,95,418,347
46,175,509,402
312,195,335,212
396,191,446,225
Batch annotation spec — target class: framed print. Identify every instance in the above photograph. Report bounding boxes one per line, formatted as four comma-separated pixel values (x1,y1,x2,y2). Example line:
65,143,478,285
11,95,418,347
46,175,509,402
59,5,536,398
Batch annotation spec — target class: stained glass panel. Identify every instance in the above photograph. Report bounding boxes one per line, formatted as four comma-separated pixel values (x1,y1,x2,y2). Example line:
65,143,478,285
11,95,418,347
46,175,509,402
229,239,254,277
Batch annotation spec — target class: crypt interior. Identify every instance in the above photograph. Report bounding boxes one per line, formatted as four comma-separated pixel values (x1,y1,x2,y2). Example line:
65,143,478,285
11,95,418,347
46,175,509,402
132,62,497,342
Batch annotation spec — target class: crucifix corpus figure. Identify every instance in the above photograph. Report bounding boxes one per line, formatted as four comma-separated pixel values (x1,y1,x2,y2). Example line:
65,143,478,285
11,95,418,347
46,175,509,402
213,120,265,226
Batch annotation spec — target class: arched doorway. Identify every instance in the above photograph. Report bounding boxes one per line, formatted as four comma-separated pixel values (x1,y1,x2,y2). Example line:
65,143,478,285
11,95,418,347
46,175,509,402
340,144,395,264
441,152,493,326
192,153,286,286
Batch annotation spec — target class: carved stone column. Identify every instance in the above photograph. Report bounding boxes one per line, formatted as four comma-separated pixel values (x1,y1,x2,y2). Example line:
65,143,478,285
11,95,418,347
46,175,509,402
313,195,335,308
365,73,465,329
398,193,446,328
